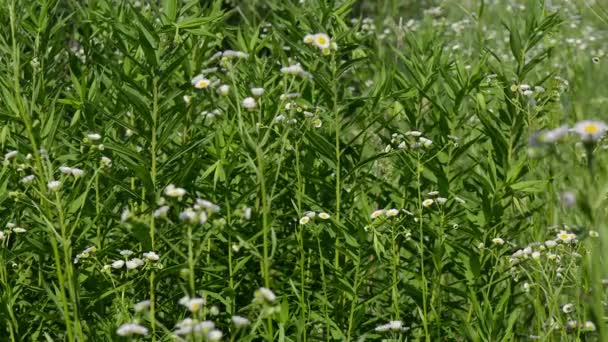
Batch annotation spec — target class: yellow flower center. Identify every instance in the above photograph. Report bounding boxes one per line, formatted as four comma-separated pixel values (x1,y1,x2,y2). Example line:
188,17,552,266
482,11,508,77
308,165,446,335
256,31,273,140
196,80,210,89
316,37,327,45
558,233,568,240
583,124,599,134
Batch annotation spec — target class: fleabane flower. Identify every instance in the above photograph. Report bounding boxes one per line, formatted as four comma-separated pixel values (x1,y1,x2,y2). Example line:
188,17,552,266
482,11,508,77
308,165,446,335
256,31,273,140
126,258,144,270
47,180,62,192
232,315,251,327
117,323,148,336
562,303,575,314
312,33,331,49
251,87,265,97
572,120,607,143
191,74,211,89
556,230,576,243
386,208,399,217
143,251,160,261
111,260,125,269
299,216,310,225
318,212,330,220
134,300,151,312
181,297,205,312
242,97,257,110
164,184,186,198
370,209,385,219
255,287,277,304
492,237,505,245
422,199,434,207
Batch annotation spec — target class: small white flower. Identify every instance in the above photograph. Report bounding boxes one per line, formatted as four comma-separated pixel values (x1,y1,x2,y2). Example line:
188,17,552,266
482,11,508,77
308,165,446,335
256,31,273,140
545,240,557,248
280,63,312,79
126,258,144,269
143,251,159,261
111,260,125,269
523,282,530,292
116,323,148,336
531,251,541,259
12,227,26,233
405,131,422,137
556,230,576,244
134,300,151,312
164,184,186,198
71,168,84,177
0,231,5,241
217,84,230,96
427,191,439,196
492,237,505,245
303,34,314,44
386,208,399,217
232,315,251,328
419,137,433,147
542,125,569,143
100,156,112,167
572,120,607,142
299,216,310,225
318,212,330,220
21,175,35,184
244,207,252,220
183,297,205,312
120,250,134,256
242,97,257,110
120,208,131,223
422,199,434,207
4,150,17,160
87,133,102,141
370,209,385,219
207,329,223,341
562,303,574,314
59,166,73,174
195,199,220,212
47,180,62,191
435,197,448,204
313,118,323,128
153,205,170,218
477,242,485,250
255,287,276,303
312,33,331,49
251,87,265,97
191,74,211,89
305,211,316,218
583,321,596,331
590,230,599,238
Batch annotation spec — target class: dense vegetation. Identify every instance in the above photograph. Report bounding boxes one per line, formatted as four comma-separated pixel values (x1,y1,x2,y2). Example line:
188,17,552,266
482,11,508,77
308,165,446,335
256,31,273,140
1,0,608,340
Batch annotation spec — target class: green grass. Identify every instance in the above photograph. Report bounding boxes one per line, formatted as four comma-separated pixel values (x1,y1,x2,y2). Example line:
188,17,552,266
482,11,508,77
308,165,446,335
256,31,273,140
1,0,608,340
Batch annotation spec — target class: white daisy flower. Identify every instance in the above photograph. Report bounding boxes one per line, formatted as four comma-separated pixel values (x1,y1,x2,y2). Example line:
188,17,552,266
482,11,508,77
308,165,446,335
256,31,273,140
183,297,205,312
251,87,265,97
87,133,102,141
134,300,151,312
126,258,144,269
232,315,251,327
422,199,434,207
195,199,220,212
583,321,596,331
303,34,314,44
405,131,422,137
100,156,112,167
255,287,276,303
242,97,257,110
116,323,148,336
312,33,331,49
71,168,84,177
143,251,159,261
572,120,607,142
370,209,385,219
191,74,211,89
207,329,223,341
562,303,574,314
120,250,134,256
12,227,26,233
111,260,125,269
492,237,505,245
313,118,323,128
47,180,62,192
21,175,35,184
299,216,310,225
386,208,400,217
217,84,230,96
153,205,170,218
419,137,433,147
318,212,330,219
59,166,73,174
435,197,448,204
164,184,186,198
590,230,599,238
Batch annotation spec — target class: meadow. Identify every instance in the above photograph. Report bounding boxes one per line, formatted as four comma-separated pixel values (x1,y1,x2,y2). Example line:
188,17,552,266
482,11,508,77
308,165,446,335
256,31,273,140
1,0,608,340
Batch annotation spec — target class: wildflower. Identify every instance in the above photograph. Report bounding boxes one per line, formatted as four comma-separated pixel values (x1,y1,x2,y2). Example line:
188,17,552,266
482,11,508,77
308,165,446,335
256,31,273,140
21,175,35,184
0,231,5,241
125,128,134,137
100,156,112,168
312,33,331,49
70,168,84,177
370,209,385,219
592,56,600,64
571,120,607,142
280,63,312,79
545,240,557,248
590,230,599,238
153,205,170,218
299,216,310,225
191,74,211,89
120,250,134,256
419,137,433,147
303,34,314,44
143,251,159,261
318,212,330,219
542,125,569,143
405,131,422,137
12,227,26,233
59,166,72,174
422,199,434,207
111,260,125,269
164,184,186,198
116,323,148,336
182,297,205,312
207,329,223,341
436,197,448,204
120,208,131,223
304,211,316,218
255,287,276,303
583,321,596,331
477,242,485,250
556,230,576,243
47,180,62,192
523,282,530,292
126,258,144,270
427,191,439,196
242,97,256,110
217,84,230,96
375,320,407,332
386,208,399,217
560,192,576,207
251,87,265,97
222,50,249,59
244,207,252,220
492,237,505,245
562,303,574,314
87,133,102,141
134,300,151,312
4,150,17,160
313,118,323,128
232,315,251,328
531,251,541,260
195,199,220,213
